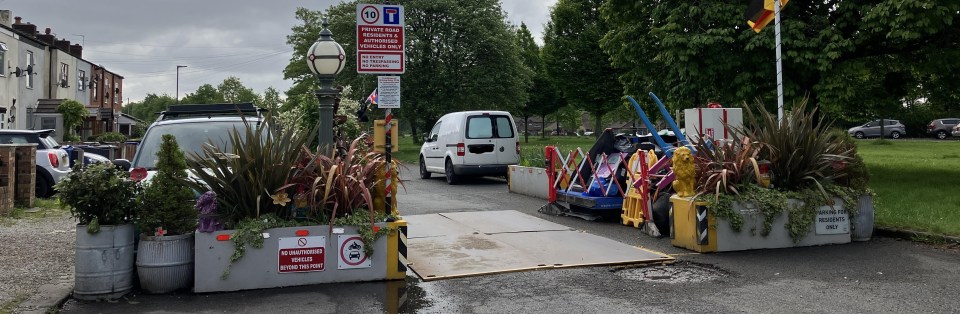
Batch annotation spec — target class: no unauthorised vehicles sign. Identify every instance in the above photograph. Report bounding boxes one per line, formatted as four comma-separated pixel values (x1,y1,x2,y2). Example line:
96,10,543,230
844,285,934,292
278,236,325,273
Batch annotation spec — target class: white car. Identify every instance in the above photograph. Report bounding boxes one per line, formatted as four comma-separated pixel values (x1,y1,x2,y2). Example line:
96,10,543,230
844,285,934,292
0,129,71,197
419,111,520,184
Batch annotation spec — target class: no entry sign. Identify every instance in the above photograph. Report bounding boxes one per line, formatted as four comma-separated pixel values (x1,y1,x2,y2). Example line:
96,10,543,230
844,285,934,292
278,236,325,273
356,4,405,74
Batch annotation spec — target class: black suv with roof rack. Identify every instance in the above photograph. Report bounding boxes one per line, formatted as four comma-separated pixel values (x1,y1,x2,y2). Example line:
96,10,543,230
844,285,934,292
118,103,265,177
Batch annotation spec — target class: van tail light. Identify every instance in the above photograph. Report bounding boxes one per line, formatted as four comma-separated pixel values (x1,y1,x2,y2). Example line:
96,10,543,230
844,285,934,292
456,143,465,156
516,142,521,155
47,152,59,168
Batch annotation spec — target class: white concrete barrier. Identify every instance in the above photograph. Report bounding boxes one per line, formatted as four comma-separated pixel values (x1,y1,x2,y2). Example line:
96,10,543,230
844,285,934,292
508,165,549,199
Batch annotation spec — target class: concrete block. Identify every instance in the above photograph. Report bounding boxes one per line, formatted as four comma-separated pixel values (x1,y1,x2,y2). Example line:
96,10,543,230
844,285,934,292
508,165,549,199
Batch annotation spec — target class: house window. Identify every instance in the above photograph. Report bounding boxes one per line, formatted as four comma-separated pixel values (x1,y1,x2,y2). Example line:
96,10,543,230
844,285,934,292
104,78,110,102
92,79,98,100
41,117,57,130
0,113,5,129
0,42,7,77
114,81,119,104
26,50,35,89
59,63,69,88
78,69,86,91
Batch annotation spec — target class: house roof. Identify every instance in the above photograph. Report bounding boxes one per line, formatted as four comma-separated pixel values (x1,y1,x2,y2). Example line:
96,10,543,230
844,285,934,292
35,99,63,114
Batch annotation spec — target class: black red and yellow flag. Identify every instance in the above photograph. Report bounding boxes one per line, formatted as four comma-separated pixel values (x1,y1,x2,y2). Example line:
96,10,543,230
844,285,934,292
745,0,789,33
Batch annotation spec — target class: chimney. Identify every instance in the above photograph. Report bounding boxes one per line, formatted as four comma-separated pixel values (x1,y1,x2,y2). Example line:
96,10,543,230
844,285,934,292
0,10,11,28
12,18,38,35
35,27,55,45
55,39,71,52
70,44,83,59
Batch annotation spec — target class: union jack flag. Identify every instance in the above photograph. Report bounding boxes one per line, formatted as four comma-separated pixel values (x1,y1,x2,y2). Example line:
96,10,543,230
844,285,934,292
367,88,378,105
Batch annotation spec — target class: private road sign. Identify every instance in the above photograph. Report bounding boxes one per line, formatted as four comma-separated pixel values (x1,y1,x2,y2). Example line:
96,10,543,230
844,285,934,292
356,4,405,74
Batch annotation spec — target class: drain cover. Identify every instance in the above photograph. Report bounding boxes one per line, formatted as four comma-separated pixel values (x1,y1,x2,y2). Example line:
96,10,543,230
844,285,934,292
616,263,726,284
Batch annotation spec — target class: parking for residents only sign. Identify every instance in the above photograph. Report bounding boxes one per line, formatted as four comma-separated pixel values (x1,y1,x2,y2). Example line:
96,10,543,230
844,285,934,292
356,4,405,74
815,206,849,235
278,236,325,273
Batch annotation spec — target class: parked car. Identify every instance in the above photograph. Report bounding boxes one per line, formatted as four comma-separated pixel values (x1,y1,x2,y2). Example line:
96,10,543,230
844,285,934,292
927,118,960,140
953,123,960,137
419,111,520,184
0,129,71,197
847,119,906,139
120,103,264,182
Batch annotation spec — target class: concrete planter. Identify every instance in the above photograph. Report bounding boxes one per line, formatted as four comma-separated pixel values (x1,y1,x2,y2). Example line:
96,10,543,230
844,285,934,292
194,222,407,293
508,165,549,199
137,233,195,293
74,224,135,300
672,196,852,253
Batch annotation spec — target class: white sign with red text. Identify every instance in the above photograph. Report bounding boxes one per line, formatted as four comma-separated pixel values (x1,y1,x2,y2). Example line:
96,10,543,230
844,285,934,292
278,236,325,273
356,4,405,74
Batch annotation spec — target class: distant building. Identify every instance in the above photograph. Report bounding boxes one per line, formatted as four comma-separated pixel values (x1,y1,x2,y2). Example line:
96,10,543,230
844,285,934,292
0,10,124,141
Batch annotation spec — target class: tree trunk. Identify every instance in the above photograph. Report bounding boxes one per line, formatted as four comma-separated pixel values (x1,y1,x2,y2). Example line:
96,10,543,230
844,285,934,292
541,114,547,139
524,116,529,143
411,121,422,145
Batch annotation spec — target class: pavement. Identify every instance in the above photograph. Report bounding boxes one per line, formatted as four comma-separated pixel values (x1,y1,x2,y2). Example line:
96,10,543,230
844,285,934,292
57,165,960,313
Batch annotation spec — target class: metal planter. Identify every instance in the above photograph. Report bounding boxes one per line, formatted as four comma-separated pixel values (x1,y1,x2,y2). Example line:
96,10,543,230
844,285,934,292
74,224,135,300
136,233,195,293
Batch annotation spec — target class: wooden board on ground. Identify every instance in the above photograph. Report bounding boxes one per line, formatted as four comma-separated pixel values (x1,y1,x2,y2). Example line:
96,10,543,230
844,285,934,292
405,210,673,281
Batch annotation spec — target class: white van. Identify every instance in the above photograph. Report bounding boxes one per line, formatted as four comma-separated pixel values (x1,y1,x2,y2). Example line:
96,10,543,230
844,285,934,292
419,111,520,184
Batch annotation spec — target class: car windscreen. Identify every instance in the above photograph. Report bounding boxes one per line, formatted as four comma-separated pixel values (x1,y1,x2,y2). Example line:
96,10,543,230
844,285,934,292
41,136,60,149
466,115,514,139
132,121,256,169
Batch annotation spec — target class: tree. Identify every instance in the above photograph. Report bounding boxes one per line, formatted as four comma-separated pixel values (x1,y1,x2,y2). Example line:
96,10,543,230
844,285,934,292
58,99,87,141
180,84,224,104
514,23,539,143
543,0,623,138
601,0,960,126
123,94,176,122
258,87,284,113
218,76,261,104
284,0,530,143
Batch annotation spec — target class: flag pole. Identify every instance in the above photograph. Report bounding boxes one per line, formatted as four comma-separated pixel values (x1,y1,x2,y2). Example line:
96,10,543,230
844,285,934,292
774,0,784,125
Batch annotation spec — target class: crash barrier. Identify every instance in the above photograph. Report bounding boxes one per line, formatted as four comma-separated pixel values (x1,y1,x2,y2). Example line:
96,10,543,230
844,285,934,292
507,165,550,199
545,145,649,222
194,221,407,293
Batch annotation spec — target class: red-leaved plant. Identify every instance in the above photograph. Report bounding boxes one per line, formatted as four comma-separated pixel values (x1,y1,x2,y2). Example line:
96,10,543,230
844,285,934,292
692,135,767,200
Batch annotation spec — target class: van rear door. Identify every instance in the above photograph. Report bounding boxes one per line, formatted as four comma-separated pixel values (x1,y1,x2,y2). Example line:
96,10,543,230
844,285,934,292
492,115,519,165
463,114,500,165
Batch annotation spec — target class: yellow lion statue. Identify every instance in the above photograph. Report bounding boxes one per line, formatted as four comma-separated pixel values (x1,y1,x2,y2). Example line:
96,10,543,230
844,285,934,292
672,147,696,198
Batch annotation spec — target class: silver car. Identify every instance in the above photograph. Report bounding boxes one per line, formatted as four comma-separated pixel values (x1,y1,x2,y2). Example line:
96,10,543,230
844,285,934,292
848,119,906,139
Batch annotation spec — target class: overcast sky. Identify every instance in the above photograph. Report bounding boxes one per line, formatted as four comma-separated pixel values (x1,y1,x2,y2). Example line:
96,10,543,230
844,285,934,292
1,0,556,103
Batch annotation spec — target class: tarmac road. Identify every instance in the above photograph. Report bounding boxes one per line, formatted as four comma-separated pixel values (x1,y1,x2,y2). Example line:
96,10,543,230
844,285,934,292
61,166,960,313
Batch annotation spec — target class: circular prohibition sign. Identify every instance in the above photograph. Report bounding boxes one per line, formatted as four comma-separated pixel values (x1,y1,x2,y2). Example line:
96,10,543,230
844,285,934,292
360,5,380,24
340,236,368,266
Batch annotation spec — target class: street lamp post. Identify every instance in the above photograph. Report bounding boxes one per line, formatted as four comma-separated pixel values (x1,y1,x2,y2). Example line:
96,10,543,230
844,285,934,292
176,65,188,103
306,18,346,155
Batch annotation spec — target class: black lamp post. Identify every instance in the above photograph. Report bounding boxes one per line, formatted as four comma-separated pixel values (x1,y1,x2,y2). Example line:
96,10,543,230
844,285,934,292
306,18,346,155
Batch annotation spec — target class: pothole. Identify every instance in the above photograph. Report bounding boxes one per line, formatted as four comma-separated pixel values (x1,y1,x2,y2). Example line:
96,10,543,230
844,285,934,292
615,262,727,284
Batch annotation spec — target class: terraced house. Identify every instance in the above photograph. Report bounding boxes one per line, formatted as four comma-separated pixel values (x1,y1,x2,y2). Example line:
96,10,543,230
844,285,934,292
0,10,134,141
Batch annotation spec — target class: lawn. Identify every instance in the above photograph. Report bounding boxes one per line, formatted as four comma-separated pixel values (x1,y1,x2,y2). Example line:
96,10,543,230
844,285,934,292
395,135,960,236
857,139,960,236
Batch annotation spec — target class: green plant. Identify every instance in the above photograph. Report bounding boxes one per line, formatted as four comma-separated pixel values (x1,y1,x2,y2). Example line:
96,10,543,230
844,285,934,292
222,214,298,279
55,163,139,233
64,134,82,143
337,210,392,257
692,136,766,198
95,132,128,143
57,99,87,140
137,134,197,236
184,113,317,227
737,98,852,192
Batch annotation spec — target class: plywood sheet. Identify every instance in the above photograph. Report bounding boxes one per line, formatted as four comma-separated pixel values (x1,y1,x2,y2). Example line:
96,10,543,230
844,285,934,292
403,213,474,239
439,210,574,234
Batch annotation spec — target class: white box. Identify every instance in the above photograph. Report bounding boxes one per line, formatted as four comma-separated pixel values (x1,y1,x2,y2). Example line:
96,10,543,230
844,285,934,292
683,108,743,143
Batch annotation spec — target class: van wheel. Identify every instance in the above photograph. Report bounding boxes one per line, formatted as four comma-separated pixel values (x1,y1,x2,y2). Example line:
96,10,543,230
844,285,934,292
445,159,459,185
891,131,901,139
419,156,431,179
937,130,948,140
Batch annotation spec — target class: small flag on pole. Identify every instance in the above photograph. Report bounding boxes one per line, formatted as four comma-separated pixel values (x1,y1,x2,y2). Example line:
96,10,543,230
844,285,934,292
745,0,788,33
367,88,379,105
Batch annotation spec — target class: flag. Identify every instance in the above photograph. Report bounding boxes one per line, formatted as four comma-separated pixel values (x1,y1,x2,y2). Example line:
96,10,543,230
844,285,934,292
745,0,788,33
367,88,379,105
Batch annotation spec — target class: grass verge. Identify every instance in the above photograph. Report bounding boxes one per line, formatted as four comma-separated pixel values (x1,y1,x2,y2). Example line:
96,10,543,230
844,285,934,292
857,139,960,236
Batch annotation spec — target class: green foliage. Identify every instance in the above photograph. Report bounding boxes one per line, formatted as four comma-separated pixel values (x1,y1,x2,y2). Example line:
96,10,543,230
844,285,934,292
285,0,530,142
737,98,851,191
57,99,87,138
95,132,127,143
218,76,261,104
184,114,316,227
222,214,298,279
335,211,392,257
138,134,197,236
181,84,225,104
692,136,766,197
55,163,139,233
601,0,960,127
543,0,623,135
123,93,176,122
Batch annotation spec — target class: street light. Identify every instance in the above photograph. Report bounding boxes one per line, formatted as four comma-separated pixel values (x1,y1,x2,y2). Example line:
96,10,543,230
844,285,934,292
306,18,346,155
176,65,188,103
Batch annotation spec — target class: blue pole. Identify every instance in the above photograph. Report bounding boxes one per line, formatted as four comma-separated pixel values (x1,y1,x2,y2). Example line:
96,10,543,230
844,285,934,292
648,92,691,148
627,96,673,157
